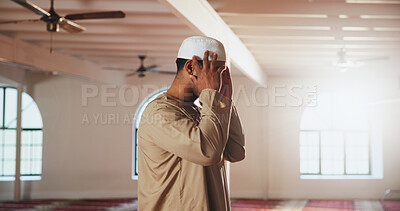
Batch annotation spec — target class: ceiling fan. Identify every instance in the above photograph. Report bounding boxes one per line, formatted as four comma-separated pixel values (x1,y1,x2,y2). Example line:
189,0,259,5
332,48,388,72
0,0,125,33
304,48,389,72
103,55,176,77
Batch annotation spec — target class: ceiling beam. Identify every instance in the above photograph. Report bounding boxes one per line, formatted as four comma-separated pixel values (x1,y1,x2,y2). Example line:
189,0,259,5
66,48,178,56
84,54,177,60
38,42,180,52
221,15,400,28
0,0,170,13
241,37,400,46
0,33,125,84
0,23,194,36
247,43,400,49
158,0,267,85
234,28,400,38
13,33,184,44
68,50,179,59
252,50,385,56
215,0,400,16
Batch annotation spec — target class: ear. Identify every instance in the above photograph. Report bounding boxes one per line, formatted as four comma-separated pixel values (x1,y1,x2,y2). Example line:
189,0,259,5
184,60,194,75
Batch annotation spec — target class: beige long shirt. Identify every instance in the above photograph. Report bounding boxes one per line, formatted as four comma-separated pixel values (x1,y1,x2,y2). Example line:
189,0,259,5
138,89,245,211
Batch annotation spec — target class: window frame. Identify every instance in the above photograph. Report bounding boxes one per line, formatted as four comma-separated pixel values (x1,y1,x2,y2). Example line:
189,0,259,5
0,86,43,181
299,92,374,178
300,129,372,176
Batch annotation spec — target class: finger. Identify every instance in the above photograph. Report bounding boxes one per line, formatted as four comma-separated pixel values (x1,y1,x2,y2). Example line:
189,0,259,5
210,53,217,71
192,56,201,72
203,50,210,69
189,74,198,84
217,65,225,73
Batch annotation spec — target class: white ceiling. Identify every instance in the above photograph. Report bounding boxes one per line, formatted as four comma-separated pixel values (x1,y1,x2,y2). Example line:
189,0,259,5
0,0,399,78
0,0,196,75
209,0,400,76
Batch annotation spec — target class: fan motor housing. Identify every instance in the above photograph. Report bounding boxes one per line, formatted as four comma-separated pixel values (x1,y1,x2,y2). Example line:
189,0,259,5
46,22,59,32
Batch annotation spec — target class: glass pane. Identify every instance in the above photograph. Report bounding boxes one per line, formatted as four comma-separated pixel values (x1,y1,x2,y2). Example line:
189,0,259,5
21,145,31,159
21,160,31,175
4,146,16,160
34,131,43,145
33,146,42,159
32,160,41,174
0,129,3,176
300,131,320,174
321,131,344,175
22,93,43,129
346,133,370,174
4,88,17,128
21,130,30,145
0,88,3,128
4,129,16,145
20,130,43,175
4,160,15,176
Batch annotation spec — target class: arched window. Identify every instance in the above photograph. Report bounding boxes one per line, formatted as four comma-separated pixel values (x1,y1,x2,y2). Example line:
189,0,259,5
132,87,169,179
0,87,43,180
300,92,372,177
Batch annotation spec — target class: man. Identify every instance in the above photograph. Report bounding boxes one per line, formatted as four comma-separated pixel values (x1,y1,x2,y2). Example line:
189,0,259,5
137,36,245,211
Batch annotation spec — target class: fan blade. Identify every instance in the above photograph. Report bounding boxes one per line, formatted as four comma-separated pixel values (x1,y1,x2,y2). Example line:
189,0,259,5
0,19,41,24
145,65,159,70
148,70,176,75
12,0,50,16
126,72,138,77
64,11,126,20
354,56,389,62
59,18,86,33
103,66,134,71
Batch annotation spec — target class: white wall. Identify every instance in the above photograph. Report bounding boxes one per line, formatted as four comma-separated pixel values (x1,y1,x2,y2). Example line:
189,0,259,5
229,76,268,199
265,75,400,199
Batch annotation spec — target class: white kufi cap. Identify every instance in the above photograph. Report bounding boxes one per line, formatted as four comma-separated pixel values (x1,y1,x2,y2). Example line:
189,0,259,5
177,36,226,61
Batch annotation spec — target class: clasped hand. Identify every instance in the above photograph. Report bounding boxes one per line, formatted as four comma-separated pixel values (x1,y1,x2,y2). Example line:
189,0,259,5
190,51,232,99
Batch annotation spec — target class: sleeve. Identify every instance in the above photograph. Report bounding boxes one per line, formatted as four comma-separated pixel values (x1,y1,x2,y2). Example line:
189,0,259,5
144,89,232,166
224,104,245,162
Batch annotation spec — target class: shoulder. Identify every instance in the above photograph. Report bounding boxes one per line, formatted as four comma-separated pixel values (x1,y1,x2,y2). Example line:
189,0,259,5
145,93,181,113
140,94,185,123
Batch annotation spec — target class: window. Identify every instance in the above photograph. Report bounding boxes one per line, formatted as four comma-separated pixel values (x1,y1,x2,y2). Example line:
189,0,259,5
0,87,43,180
132,87,169,179
300,92,373,177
